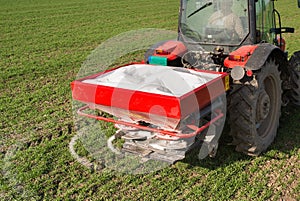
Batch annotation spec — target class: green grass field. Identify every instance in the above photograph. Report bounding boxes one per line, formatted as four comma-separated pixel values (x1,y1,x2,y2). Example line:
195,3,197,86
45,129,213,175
1,0,299,200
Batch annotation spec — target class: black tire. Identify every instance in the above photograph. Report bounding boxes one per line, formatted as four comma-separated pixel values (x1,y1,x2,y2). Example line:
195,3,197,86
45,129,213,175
229,60,282,156
289,51,300,105
291,71,300,105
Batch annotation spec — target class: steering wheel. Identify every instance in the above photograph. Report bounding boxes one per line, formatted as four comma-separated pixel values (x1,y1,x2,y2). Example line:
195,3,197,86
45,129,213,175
205,27,240,42
223,28,240,42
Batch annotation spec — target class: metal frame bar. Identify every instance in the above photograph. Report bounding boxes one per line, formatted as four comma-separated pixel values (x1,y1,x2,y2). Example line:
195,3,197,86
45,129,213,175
77,105,224,139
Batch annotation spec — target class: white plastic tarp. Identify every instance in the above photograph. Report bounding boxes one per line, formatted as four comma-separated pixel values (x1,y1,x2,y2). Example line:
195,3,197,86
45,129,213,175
82,64,221,97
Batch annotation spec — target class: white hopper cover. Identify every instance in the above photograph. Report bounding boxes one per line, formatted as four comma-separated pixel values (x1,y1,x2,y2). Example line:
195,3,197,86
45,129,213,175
82,64,221,97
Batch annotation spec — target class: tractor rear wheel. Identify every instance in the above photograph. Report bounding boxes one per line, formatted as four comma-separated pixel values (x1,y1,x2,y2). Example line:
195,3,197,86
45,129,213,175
229,60,282,156
289,51,300,105
291,72,300,105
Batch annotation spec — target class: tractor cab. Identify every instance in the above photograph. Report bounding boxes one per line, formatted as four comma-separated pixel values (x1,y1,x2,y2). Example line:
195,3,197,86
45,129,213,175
178,0,294,52
179,0,249,50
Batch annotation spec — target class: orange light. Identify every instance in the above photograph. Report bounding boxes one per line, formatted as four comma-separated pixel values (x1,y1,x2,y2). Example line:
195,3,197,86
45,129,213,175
229,55,248,62
155,49,169,55
156,49,163,54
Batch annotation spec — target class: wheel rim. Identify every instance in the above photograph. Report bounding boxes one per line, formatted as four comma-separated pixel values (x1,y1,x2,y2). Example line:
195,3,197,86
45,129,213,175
256,74,279,137
257,90,271,122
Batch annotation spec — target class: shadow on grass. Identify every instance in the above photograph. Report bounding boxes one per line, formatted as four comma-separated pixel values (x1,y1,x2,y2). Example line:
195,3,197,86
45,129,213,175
271,105,300,154
181,105,300,170
71,104,299,173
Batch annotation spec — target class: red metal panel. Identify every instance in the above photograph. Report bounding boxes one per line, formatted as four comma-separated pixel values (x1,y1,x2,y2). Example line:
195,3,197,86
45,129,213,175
224,45,258,68
71,64,229,129
153,40,187,61
72,79,182,119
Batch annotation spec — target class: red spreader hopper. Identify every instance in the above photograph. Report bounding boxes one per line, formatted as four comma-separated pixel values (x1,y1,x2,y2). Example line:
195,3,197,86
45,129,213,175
71,64,229,163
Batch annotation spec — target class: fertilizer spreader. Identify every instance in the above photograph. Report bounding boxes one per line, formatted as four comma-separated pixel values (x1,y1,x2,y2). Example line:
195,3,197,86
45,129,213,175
71,63,229,163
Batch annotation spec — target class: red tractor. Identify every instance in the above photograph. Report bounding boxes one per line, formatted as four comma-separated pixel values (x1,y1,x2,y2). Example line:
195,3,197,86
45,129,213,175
72,0,300,163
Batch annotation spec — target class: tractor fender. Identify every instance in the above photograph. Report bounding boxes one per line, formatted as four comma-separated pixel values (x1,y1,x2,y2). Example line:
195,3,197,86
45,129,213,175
245,43,285,71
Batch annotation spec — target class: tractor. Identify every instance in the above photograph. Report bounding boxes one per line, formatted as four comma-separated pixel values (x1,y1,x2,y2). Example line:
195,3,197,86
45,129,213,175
72,0,300,163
